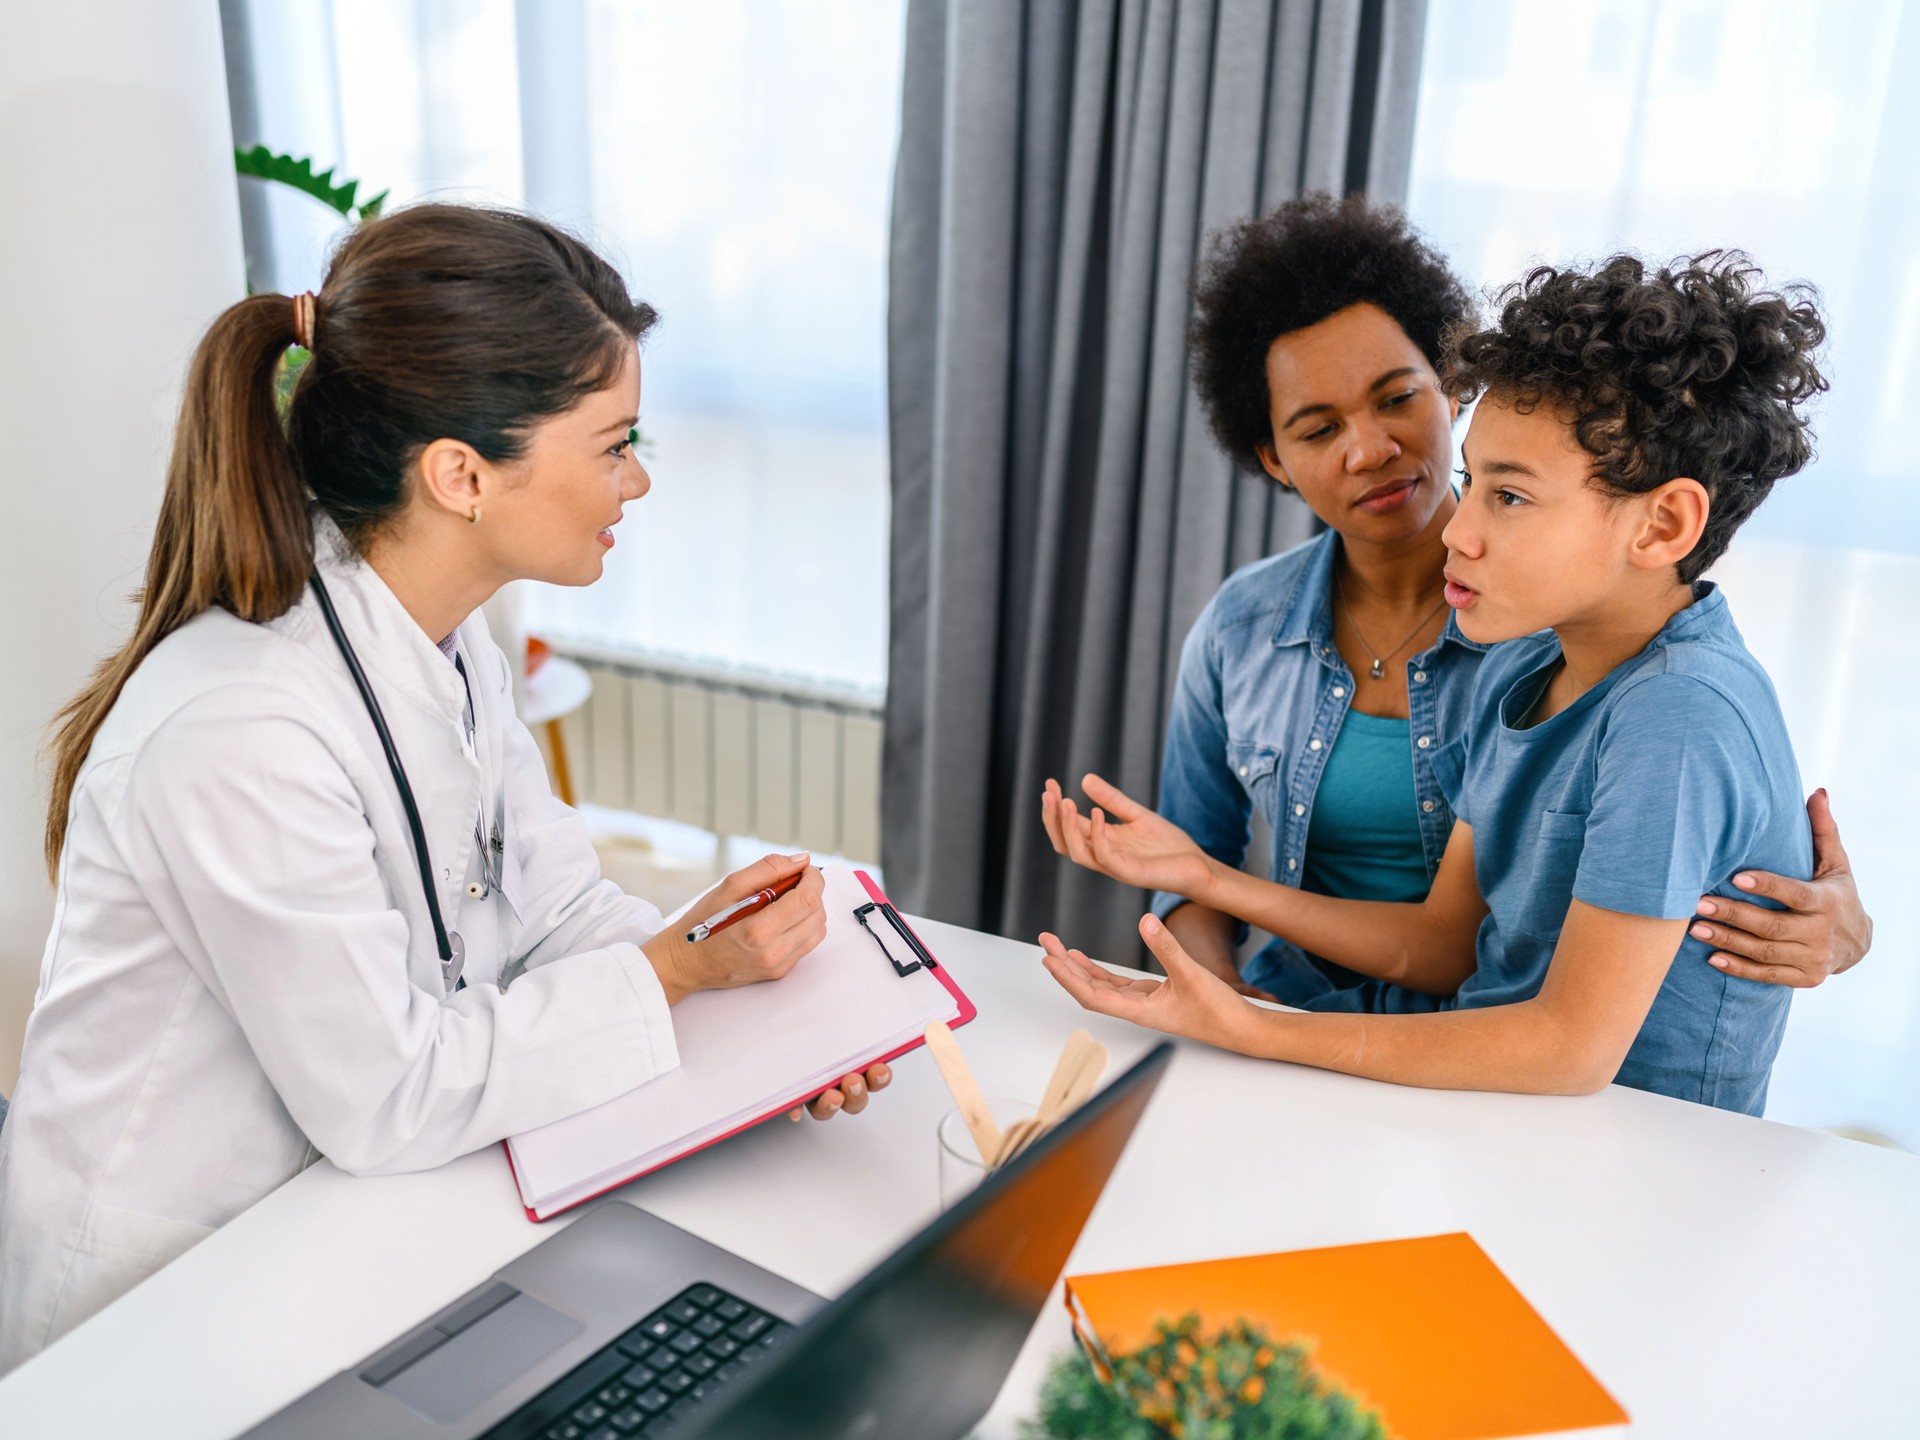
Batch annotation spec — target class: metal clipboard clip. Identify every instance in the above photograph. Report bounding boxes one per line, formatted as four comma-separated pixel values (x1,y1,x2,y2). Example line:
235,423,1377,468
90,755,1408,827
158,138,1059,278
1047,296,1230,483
854,901,940,978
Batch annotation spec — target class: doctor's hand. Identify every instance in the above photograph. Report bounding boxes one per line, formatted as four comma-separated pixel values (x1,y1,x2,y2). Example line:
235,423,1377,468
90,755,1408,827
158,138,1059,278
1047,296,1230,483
643,853,827,1007
1042,775,1215,897
787,1062,893,1123
1039,915,1257,1051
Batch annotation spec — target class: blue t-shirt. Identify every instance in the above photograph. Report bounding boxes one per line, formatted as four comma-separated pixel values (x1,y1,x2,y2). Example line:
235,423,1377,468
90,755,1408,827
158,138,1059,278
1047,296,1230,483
1302,710,1431,905
1308,585,1811,1116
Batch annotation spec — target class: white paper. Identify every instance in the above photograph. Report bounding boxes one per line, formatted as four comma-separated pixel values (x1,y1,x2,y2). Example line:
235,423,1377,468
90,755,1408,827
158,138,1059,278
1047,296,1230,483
509,867,962,1216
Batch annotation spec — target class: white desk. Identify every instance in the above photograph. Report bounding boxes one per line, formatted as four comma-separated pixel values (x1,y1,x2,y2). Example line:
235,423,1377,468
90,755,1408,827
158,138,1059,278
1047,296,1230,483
2,919,1917,1438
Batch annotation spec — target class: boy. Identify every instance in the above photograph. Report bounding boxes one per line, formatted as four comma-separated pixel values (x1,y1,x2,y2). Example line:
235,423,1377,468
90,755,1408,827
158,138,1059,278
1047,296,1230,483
1039,251,1826,1114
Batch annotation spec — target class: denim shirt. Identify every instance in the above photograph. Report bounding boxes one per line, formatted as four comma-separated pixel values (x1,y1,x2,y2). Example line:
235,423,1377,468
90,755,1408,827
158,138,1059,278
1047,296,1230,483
1152,529,1489,1000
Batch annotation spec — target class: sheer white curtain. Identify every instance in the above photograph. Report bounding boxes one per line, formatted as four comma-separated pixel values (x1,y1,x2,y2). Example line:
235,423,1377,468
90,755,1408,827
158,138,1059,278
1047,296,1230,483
227,0,905,693
1407,0,1920,1145
1408,0,1918,552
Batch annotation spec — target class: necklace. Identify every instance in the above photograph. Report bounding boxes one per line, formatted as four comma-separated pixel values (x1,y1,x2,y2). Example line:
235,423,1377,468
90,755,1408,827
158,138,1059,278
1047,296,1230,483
1336,578,1448,681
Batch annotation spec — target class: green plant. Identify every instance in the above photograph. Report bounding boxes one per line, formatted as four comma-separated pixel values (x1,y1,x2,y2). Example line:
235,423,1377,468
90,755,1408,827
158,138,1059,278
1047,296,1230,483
1023,1316,1388,1440
234,145,388,221
233,146,388,401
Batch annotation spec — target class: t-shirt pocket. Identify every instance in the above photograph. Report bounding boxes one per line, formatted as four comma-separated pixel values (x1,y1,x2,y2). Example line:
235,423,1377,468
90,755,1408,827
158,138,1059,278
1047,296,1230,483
1514,808,1589,941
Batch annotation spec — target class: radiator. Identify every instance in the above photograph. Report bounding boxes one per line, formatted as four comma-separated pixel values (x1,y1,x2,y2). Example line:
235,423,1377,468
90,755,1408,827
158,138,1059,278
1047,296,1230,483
546,640,884,864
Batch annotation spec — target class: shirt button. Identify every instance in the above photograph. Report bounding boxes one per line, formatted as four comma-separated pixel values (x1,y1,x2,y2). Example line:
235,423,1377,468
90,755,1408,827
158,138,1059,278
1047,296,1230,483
1417,736,1432,749
1423,800,1436,813
1238,765,1249,777
1414,670,1429,683
1332,686,1347,699
1309,738,1323,751
1286,858,1298,871
1294,803,1306,816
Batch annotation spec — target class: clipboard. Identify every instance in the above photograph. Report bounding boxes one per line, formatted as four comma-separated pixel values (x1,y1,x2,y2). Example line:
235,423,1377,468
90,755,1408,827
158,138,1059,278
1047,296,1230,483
504,868,974,1221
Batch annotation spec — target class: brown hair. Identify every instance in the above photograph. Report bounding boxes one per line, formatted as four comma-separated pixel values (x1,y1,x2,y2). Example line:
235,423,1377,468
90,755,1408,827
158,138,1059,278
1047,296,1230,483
44,204,658,877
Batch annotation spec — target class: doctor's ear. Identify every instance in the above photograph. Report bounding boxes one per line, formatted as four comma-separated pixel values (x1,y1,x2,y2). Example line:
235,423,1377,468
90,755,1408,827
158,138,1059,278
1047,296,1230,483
413,438,486,521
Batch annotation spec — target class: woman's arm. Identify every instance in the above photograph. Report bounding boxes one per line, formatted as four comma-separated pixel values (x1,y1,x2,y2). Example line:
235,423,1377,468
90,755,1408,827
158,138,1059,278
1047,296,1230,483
1045,774,1485,995
1163,901,1261,993
1043,899,1686,1097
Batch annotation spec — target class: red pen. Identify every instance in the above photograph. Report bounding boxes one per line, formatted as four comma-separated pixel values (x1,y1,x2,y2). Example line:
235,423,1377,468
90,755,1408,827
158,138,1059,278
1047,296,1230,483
684,869,807,943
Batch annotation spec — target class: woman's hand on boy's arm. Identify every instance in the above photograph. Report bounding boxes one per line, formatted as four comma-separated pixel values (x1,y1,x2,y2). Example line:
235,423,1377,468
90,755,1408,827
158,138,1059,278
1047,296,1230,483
1689,789,1873,989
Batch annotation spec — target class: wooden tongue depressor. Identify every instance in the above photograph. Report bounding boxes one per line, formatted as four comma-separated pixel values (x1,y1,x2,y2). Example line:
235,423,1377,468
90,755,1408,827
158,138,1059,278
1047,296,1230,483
925,1021,1003,1165
998,1037,1112,1168
1037,1029,1095,1122
995,1029,1096,1168
1056,1038,1109,1116
990,1116,1038,1169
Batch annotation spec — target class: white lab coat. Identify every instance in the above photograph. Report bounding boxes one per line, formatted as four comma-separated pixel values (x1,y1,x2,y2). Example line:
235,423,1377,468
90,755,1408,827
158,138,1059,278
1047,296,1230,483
0,517,680,1371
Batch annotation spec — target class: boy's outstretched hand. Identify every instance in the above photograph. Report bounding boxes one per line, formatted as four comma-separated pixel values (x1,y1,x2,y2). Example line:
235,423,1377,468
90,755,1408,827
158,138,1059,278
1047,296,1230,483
1690,789,1873,988
1039,913,1256,1049
1041,774,1215,896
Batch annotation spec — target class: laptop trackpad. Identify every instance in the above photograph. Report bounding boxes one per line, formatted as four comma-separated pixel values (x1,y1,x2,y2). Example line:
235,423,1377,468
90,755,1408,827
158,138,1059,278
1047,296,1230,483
381,1294,582,1423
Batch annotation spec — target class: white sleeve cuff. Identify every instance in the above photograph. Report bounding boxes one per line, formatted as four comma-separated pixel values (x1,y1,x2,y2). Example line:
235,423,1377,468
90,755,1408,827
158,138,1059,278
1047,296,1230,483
611,941,680,1078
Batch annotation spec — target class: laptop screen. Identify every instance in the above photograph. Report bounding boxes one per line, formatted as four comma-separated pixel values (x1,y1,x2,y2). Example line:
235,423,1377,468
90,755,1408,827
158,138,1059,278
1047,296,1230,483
679,1041,1173,1440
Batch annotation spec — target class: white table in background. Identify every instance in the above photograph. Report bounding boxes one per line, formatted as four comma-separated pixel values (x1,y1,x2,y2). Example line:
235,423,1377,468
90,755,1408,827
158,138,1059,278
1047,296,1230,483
1,918,1915,1438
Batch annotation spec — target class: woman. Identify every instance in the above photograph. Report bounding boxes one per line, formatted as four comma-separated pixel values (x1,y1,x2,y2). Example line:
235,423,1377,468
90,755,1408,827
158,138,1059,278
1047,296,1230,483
0,204,887,1368
1043,193,1870,1003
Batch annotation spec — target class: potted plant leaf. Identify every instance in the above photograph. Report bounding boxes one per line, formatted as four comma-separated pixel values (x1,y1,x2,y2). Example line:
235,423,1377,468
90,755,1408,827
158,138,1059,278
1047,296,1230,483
1022,1315,1388,1440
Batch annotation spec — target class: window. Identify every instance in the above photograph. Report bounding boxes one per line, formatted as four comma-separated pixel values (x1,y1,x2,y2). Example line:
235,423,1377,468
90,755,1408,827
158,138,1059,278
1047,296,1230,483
233,0,906,694
1408,0,1918,554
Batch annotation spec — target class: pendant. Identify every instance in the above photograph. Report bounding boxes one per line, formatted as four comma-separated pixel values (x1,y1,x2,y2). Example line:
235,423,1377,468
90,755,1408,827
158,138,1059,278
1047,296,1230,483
1369,659,1385,680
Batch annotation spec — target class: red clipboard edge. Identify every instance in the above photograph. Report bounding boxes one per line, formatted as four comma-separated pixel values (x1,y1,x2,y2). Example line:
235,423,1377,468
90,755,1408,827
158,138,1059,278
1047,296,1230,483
505,869,975,1222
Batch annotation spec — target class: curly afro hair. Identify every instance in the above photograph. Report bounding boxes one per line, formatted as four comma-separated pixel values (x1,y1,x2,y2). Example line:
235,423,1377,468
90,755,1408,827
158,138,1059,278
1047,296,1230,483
1444,251,1828,583
1188,192,1472,475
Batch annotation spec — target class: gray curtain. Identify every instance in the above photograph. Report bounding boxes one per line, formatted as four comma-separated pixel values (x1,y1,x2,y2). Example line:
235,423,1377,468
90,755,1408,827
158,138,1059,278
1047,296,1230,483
885,0,1430,964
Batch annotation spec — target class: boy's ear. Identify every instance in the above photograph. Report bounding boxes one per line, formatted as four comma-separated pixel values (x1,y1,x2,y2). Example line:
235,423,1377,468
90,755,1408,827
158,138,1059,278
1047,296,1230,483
1628,477,1710,573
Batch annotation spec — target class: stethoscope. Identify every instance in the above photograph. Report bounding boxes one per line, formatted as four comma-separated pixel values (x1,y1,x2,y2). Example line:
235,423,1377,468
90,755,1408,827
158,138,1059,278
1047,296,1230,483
311,573,471,991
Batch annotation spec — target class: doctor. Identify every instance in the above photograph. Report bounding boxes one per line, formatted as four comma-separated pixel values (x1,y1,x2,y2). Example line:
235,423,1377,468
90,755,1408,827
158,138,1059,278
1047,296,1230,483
0,203,888,1369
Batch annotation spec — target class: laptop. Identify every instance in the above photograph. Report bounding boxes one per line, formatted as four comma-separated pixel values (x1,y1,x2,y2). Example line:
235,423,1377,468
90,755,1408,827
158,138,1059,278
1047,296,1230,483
244,1041,1173,1440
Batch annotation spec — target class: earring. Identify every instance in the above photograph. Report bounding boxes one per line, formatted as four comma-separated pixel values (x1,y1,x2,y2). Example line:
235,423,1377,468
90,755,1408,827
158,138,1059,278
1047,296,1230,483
468,506,481,525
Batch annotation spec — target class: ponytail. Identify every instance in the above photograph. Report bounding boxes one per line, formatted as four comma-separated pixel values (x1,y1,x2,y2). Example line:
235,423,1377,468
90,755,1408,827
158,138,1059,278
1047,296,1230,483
43,292,313,878
45,203,659,880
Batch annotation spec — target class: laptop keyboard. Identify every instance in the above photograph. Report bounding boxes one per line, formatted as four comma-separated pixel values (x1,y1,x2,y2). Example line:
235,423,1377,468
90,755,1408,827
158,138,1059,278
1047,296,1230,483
481,1283,794,1439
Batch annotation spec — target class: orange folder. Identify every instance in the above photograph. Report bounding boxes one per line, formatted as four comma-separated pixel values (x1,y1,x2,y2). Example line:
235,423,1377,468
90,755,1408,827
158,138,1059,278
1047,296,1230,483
1063,1232,1627,1440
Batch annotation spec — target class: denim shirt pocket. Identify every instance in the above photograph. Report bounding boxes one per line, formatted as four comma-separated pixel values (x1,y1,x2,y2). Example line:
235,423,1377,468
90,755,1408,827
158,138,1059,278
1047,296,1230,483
1515,808,1589,940
1225,740,1283,817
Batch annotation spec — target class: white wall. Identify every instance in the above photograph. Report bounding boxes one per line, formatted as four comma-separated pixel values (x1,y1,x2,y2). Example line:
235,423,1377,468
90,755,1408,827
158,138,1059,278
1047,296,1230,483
0,2,245,1089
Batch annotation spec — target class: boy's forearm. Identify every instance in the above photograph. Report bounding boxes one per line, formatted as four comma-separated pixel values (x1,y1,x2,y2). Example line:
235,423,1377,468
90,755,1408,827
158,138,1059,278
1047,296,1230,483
1224,1000,1613,1096
1194,859,1475,995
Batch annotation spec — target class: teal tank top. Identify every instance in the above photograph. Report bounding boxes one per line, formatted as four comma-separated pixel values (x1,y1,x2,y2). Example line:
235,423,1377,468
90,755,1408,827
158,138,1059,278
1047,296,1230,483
1301,709,1430,903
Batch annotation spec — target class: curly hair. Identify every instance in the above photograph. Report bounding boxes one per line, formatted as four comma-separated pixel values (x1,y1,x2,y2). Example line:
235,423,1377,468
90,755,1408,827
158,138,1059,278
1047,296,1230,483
1188,192,1472,475
1444,252,1828,583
